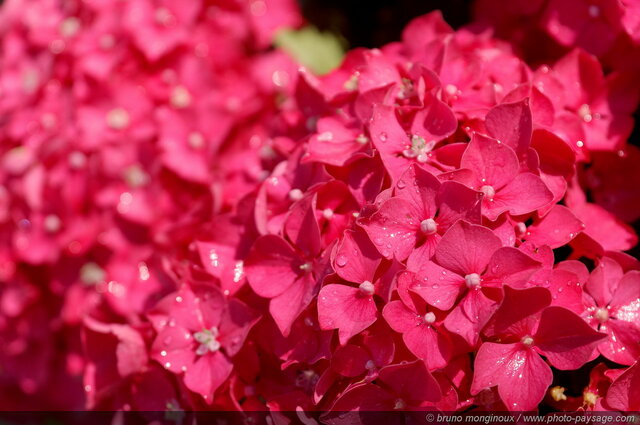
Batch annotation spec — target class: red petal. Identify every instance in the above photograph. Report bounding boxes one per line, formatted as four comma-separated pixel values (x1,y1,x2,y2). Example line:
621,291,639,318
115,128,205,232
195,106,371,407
491,173,553,218
270,273,318,337
378,360,442,403
485,99,532,157
525,205,584,249
362,198,420,260
435,221,502,277
245,235,300,299
461,133,519,190
483,286,550,340
318,284,378,345
535,306,606,369
333,228,381,284
183,351,233,401
409,261,465,310
606,361,640,411
471,342,552,411
331,344,370,377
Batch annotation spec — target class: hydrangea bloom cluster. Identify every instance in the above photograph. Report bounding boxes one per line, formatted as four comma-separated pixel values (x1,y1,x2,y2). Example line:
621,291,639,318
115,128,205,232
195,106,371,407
0,0,639,418
0,0,302,410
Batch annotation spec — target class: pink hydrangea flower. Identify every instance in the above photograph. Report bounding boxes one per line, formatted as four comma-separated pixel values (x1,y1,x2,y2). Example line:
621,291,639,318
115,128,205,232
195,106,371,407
148,285,259,401
471,286,606,411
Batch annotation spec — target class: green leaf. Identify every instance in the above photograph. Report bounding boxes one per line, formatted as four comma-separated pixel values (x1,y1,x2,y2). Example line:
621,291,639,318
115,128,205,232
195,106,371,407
274,26,346,75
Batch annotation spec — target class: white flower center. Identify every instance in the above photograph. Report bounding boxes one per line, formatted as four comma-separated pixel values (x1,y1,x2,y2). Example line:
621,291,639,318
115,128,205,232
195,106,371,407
188,132,205,149
299,262,313,273
394,399,406,410
68,151,87,169
123,164,149,188
154,7,174,25
584,391,598,406
423,312,436,324
80,262,106,286
480,185,496,199
322,208,334,220
445,84,458,96
521,336,534,347
316,131,333,142
420,218,438,235
343,73,359,91
595,307,609,323
170,86,191,109
193,327,221,355
106,108,130,130
578,104,593,122
464,273,481,288
44,214,62,233
402,135,436,163
288,189,304,201
359,280,375,296
59,17,80,38
356,134,369,145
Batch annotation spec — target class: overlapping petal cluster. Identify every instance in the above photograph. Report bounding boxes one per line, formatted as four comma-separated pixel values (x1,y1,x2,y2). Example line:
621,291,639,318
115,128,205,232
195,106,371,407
0,0,639,418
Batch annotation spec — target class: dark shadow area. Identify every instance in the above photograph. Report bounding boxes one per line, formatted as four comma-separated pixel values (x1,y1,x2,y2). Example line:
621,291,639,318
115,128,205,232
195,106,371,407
298,0,473,48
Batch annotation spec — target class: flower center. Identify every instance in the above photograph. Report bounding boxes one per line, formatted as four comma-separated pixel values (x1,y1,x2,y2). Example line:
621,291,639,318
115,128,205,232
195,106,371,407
464,273,481,288
154,7,174,26
193,327,221,355
322,208,334,220
578,104,593,122
402,135,436,163
393,398,406,410
171,86,191,109
188,132,205,149
343,73,359,91
68,151,87,169
423,312,436,324
59,17,80,38
106,108,130,130
295,370,320,393
583,391,598,406
445,84,458,96
420,218,438,235
359,280,375,296
480,185,496,199
521,336,534,347
288,189,304,201
123,164,149,188
515,222,527,236
356,134,369,145
299,262,313,273
316,131,333,142
44,214,62,233
550,386,567,402
80,262,106,286
595,307,609,323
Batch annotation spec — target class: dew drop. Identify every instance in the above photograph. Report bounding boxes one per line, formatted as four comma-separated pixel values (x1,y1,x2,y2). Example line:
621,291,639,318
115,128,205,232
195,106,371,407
335,255,348,267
